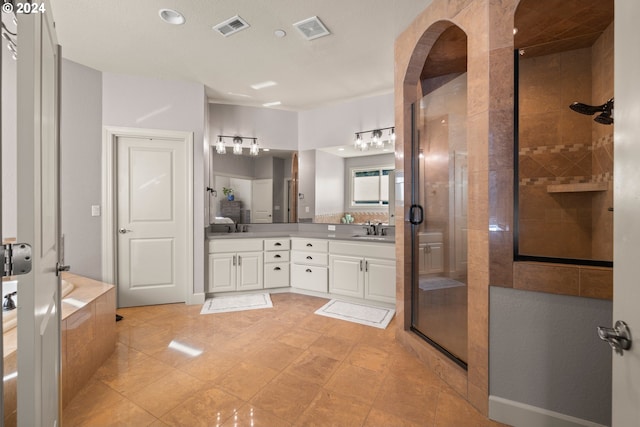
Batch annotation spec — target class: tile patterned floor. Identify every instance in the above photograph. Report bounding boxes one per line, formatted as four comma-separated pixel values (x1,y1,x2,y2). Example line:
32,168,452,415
62,293,509,427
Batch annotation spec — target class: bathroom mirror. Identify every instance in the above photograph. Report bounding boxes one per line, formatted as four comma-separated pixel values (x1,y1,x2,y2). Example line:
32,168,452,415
515,0,614,264
209,148,298,224
312,144,395,225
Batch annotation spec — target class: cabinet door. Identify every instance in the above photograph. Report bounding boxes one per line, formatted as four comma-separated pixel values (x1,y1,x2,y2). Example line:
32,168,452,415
365,258,396,304
209,253,236,292
426,243,444,274
329,255,364,298
237,251,264,291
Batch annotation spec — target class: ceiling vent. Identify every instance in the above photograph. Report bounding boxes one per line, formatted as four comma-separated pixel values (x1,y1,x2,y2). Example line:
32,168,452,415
293,16,331,41
213,15,250,37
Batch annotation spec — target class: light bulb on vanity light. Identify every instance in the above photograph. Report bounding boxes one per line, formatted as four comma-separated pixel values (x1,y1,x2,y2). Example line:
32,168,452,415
249,139,260,156
216,136,226,154
233,137,243,155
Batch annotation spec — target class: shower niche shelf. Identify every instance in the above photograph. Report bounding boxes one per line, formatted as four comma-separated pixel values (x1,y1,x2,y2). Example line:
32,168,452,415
546,182,608,193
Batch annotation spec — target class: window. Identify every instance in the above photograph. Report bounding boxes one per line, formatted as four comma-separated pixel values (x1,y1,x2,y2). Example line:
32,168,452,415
351,167,393,206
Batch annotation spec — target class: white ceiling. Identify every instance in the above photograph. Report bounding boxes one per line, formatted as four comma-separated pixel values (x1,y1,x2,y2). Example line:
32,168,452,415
49,0,432,111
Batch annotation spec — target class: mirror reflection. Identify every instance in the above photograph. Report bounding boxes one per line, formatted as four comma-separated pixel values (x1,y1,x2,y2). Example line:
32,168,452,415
209,149,297,224
314,145,395,225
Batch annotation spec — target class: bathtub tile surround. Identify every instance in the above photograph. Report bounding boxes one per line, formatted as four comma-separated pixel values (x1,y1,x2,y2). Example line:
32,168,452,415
62,294,507,426
2,273,116,424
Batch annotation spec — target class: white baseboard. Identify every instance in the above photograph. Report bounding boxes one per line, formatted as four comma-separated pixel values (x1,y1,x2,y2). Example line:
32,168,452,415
489,396,608,427
187,292,206,305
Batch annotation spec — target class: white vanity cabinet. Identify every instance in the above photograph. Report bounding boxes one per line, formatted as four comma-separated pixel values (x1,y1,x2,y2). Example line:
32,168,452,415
290,238,329,292
329,241,396,304
418,232,444,275
263,238,290,289
208,239,264,292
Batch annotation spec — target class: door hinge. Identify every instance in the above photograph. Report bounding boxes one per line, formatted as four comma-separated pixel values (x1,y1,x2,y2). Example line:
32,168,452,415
2,243,33,277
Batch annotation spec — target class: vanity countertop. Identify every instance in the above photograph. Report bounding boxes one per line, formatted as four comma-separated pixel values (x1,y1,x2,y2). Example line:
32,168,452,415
206,230,395,244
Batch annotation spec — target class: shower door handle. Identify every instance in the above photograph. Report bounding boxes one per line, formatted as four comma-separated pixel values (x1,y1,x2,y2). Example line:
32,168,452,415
409,204,424,225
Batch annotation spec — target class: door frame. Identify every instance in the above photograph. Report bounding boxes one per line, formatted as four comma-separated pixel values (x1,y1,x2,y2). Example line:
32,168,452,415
101,126,194,304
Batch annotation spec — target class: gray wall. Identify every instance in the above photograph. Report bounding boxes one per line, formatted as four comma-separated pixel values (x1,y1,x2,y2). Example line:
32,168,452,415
209,103,298,150
298,92,394,150
315,150,344,216
60,60,103,279
102,72,207,295
490,286,612,425
2,13,17,239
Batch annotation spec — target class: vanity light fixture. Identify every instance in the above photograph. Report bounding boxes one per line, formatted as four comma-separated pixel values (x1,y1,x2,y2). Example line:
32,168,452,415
216,135,260,156
354,126,395,151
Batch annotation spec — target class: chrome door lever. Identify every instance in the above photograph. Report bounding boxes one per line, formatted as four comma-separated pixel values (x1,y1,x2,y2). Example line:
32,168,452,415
118,228,133,234
597,320,632,355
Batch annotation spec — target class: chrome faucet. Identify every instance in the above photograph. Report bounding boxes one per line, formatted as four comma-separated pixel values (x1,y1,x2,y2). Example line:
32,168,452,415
363,221,375,235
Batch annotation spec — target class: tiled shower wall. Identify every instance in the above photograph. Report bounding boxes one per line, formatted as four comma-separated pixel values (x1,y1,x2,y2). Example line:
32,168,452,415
518,24,613,261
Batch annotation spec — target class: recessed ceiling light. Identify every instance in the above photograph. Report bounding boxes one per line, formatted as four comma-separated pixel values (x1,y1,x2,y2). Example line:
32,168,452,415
338,148,345,151
274,29,287,38
262,101,281,107
263,148,271,152
159,9,185,25
251,81,277,90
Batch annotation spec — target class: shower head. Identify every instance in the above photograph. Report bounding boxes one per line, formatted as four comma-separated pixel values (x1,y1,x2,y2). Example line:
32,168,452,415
594,112,614,125
569,98,614,125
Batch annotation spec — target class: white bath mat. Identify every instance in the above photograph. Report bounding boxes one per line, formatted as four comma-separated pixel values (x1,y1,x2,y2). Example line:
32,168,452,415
315,300,395,329
419,277,466,291
201,293,273,315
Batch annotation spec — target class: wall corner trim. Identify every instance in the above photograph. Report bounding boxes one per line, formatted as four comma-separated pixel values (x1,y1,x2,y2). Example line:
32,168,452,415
488,396,609,427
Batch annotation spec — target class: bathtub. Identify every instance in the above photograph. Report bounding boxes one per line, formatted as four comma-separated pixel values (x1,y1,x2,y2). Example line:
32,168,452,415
2,279,75,333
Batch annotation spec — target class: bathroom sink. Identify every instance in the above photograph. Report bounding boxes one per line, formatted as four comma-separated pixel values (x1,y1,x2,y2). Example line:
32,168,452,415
352,235,390,241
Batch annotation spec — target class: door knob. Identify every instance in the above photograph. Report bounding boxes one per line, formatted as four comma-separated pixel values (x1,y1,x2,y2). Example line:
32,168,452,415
597,320,632,355
118,228,133,234
56,262,71,276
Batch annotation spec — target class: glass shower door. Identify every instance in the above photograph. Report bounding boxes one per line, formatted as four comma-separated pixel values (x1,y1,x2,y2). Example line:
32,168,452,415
411,74,468,366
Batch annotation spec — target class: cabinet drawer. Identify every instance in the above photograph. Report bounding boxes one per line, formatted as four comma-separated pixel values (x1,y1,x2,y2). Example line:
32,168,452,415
291,251,328,266
264,238,291,251
291,238,328,252
209,238,263,253
291,264,328,292
329,241,395,259
264,263,290,288
264,250,290,263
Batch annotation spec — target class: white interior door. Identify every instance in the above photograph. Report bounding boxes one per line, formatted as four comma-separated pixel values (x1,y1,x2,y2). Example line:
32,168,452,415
612,2,640,424
116,135,189,307
16,6,62,426
252,179,273,223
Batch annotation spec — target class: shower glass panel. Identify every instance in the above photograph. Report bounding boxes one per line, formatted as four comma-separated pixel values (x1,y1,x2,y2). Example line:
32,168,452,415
411,74,468,366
